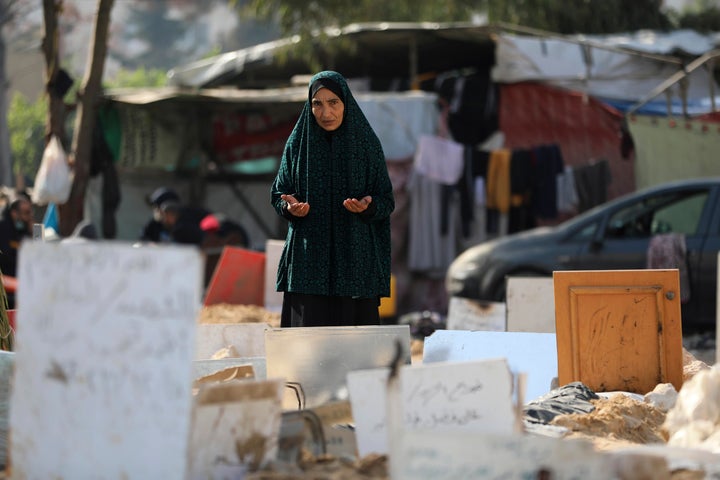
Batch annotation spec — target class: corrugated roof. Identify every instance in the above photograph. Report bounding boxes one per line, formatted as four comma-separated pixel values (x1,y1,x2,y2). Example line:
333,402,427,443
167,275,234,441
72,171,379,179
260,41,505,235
103,86,308,106
165,22,720,90
167,22,497,89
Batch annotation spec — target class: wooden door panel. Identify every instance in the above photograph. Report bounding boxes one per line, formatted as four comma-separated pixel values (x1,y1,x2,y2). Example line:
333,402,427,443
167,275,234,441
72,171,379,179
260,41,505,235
554,269,683,394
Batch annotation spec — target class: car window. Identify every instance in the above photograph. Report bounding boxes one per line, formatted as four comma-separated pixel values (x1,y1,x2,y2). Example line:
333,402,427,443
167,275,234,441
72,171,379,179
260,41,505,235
567,222,598,241
605,189,708,239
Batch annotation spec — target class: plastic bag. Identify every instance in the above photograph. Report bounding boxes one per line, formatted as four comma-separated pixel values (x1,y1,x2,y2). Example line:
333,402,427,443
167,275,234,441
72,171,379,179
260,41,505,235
31,136,72,206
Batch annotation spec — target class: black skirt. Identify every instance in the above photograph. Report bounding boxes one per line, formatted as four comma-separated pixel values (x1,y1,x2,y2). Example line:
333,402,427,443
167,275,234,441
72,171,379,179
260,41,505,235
281,292,380,328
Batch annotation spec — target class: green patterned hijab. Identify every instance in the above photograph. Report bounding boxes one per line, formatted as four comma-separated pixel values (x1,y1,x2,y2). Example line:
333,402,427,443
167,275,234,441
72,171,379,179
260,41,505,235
271,71,395,298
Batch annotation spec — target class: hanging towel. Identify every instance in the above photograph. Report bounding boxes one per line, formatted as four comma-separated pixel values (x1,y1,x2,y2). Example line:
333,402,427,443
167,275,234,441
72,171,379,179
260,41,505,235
487,148,511,213
413,134,465,185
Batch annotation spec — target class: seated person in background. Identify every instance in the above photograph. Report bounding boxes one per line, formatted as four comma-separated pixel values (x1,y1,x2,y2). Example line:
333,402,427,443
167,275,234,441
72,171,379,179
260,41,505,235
198,212,251,286
0,196,34,309
139,187,181,242
200,213,250,249
158,200,205,245
140,187,209,244
0,196,33,278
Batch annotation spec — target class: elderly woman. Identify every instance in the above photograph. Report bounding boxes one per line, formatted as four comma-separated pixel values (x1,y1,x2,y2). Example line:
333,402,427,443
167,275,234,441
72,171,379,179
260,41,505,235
271,70,395,328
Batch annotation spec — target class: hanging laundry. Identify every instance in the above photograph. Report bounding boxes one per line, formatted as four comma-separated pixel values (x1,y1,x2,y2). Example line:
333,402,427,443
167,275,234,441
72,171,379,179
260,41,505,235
486,149,512,213
532,144,565,220
406,170,459,275
646,233,691,303
413,134,465,185
573,159,612,213
556,165,579,214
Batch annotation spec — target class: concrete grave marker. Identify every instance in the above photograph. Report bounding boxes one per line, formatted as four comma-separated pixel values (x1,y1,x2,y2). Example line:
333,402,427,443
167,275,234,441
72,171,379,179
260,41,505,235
203,246,265,307
194,357,267,381
391,432,609,480
265,325,411,409
506,276,556,333
400,358,516,433
423,330,557,402
554,269,683,394
188,378,284,479
195,323,270,359
717,252,720,364
264,239,285,313
348,358,516,458
446,297,505,331
347,367,390,457
10,242,203,479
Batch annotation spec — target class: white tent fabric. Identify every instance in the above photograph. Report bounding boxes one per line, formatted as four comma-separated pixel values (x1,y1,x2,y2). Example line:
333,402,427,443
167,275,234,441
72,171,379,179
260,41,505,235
492,31,720,104
357,92,439,161
578,29,720,56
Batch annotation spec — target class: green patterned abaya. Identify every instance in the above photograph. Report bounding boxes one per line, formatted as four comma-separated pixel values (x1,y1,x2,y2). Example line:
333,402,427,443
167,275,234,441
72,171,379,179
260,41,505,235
271,71,394,325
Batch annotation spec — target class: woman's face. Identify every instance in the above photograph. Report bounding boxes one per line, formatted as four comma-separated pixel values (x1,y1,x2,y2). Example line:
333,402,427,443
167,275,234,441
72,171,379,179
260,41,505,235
311,87,345,131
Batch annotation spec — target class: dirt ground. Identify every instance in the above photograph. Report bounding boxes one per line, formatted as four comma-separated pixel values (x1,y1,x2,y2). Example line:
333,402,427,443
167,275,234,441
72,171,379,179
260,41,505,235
199,303,281,327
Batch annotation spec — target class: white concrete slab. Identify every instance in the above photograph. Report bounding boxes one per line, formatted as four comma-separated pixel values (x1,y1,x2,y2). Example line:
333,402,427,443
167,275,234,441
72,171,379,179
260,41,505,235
194,357,267,381
195,323,270,359
506,277,556,333
10,242,202,479
0,351,13,468
347,367,390,457
422,330,557,403
400,358,516,433
717,252,720,364
188,378,284,479
348,358,516,458
391,432,608,480
265,325,411,409
446,297,505,331
264,239,285,313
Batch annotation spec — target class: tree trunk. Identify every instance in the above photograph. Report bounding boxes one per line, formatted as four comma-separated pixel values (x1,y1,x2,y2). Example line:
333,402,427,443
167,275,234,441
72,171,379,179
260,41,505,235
41,0,67,147
57,0,114,236
0,14,12,188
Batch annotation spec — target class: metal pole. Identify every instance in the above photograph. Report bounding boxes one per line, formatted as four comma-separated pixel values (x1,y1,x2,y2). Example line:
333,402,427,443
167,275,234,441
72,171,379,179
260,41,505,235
33,223,44,241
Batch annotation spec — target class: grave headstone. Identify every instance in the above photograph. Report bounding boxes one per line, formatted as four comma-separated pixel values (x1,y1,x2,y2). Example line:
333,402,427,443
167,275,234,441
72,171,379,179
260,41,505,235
554,269,683,394
264,239,285,313
265,325,411,409
204,246,265,306
446,297,505,331
349,357,517,458
195,323,270,359
10,242,202,479
391,432,609,480
423,329,557,402
188,378,284,479
506,277,555,333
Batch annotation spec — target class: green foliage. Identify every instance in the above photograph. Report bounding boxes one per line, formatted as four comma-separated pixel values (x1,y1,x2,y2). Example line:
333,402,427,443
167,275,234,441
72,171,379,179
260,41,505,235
484,0,672,34
240,0,681,38
238,0,479,71
104,67,168,88
241,0,477,33
678,7,720,32
236,0,681,69
8,92,46,179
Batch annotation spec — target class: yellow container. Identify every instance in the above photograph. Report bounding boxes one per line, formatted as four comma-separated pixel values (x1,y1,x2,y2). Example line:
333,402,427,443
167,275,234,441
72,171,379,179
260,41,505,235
379,274,397,318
